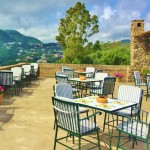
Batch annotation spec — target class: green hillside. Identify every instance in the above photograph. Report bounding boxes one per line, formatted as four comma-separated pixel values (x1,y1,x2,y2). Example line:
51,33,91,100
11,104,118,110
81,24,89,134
0,30,42,44
0,30,14,43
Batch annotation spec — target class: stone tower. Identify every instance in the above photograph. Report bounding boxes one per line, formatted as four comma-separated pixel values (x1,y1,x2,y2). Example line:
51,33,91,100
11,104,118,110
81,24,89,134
130,20,144,68
127,20,150,82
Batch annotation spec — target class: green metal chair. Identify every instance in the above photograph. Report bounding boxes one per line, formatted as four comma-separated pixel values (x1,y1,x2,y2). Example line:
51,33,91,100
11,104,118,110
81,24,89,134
116,109,150,150
52,97,101,150
54,83,88,114
86,67,95,78
134,71,146,87
53,83,89,129
90,76,116,98
63,68,74,78
55,72,80,97
0,70,16,97
103,85,143,132
55,72,68,84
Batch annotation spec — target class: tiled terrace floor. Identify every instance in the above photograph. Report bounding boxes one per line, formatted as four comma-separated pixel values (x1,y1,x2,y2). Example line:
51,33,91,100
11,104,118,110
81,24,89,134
0,78,149,150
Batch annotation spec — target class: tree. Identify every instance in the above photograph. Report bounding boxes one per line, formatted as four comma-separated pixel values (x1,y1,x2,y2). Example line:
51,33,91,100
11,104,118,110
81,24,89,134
100,47,130,65
92,40,101,51
56,2,99,63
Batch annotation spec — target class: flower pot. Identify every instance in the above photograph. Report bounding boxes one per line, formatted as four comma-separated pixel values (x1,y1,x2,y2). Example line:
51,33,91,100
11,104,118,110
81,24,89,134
116,77,121,82
0,94,3,105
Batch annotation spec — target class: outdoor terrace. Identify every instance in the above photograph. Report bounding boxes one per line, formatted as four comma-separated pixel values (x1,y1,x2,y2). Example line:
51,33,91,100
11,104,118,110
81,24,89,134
0,76,149,150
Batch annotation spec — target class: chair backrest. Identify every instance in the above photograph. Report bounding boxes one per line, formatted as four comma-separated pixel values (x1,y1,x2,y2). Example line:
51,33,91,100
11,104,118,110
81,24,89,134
52,97,80,133
11,67,22,81
134,71,142,85
146,75,150,90
61,66,68,72
54,83,73,99
94,72,108,86
63,68,74,78
22,65,31,76
55,73,68,84
134,71,141,79
86,67,95,78
118,85,143,108
0,70,13,86
30,63,38,73
102,76,116,96
95,69,103,73
30,65,35,75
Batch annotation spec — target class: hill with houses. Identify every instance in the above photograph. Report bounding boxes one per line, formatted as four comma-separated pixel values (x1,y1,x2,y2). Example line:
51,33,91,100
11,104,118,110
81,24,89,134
0,30,62,66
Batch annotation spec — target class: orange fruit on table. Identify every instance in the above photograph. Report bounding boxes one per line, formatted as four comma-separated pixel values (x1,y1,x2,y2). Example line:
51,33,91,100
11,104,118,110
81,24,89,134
96,96,108,103
80,76,86,80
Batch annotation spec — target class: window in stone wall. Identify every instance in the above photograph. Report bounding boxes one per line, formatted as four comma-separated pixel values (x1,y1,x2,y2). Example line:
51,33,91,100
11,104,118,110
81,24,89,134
137,23,141,27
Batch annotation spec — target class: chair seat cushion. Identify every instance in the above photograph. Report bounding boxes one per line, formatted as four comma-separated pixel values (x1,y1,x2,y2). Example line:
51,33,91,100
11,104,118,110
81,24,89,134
13,76,21,81
72,88,80,93
136,83,146,86
90,88,102,94
117,121,147,139
115,109,137,117
79,107,89,113
80,119,99,134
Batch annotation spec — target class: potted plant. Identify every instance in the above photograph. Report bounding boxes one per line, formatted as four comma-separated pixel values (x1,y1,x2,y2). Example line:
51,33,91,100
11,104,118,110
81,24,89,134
114,73,124,82
0,86,4,105
141,68,149,78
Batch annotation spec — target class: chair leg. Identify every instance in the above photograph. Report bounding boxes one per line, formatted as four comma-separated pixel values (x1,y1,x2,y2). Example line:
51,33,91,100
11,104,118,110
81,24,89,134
73,134,75,144
53,118,56,130
132,137,135,148
78,136,81,150
86,111,89,117
116,131,121,150
146,90,148,101
116,115,119,125
53,126,58,150
97,130,101,150
103,112,107,132
146,139,149,150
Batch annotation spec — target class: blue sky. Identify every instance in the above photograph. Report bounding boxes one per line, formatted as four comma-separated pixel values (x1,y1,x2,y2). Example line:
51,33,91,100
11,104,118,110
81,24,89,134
0,0,150,43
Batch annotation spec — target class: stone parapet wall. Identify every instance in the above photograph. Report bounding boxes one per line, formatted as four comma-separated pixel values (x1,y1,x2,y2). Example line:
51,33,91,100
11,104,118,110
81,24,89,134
0,63,130,82
38,63,129,82
0,63,27,71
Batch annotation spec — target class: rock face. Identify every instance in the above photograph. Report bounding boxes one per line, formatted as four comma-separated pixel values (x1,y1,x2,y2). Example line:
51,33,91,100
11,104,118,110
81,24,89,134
128,20,150,81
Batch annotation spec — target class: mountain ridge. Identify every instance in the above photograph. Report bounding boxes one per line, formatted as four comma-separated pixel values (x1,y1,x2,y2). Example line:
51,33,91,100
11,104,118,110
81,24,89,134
0,29,42,44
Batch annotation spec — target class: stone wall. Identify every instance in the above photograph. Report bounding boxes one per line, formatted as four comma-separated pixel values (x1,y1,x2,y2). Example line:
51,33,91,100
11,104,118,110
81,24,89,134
38,63,129,82
0,63,129,82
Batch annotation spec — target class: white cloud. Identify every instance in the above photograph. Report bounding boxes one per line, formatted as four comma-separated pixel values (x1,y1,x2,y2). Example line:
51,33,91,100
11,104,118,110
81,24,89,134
0,14,17,29
0,0,149,43
145,13,150,31
90,5,102,16
88,0,149,42
102,6,116,20
18,24,58,43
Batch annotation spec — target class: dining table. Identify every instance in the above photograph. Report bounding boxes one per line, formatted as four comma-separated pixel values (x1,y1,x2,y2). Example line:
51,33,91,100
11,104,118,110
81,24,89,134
68,78,102,97
74,96,138,149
